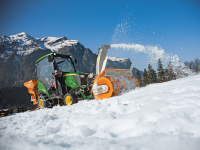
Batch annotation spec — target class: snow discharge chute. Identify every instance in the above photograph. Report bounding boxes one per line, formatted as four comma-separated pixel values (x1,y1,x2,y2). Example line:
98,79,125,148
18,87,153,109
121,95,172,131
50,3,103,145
92,44,139,100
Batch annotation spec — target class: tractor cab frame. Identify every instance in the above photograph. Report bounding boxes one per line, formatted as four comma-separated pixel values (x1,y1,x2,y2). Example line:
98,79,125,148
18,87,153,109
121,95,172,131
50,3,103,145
36,52,77,98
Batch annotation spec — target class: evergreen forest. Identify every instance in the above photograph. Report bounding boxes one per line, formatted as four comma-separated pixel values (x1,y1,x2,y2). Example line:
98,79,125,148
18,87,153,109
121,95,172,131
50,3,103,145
136,58,200,87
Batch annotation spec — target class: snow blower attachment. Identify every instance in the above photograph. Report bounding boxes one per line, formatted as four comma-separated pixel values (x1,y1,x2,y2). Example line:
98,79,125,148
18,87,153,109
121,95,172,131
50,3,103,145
92,44,139,100
24,44,139,109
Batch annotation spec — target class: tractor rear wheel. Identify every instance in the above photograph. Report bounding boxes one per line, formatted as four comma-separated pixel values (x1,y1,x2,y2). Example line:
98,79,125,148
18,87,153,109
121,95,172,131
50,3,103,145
64,93,78,105
38,94,47,109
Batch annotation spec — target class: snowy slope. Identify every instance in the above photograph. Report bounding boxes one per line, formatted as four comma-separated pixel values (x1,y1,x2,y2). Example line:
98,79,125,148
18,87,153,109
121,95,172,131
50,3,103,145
1,75,200,150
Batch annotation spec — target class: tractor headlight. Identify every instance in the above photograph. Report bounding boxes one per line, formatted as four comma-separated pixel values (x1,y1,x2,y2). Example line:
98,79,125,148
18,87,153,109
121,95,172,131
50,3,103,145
80,75,85,78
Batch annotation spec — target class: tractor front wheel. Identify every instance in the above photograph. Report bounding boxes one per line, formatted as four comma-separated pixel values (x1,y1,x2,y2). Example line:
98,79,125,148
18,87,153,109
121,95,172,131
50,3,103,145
64,93,78,105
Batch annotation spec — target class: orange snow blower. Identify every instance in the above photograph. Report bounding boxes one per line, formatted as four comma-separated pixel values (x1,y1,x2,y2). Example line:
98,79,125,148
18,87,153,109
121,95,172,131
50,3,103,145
92,44,139,100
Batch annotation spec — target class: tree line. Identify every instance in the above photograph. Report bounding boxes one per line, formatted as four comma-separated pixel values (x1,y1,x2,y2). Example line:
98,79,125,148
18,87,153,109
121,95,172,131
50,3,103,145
136,59,177,87
136,57,200,87
184,58,200,73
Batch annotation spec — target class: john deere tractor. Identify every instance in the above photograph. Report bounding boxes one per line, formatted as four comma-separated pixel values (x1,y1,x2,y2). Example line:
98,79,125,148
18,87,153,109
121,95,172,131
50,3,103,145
24,52,94,109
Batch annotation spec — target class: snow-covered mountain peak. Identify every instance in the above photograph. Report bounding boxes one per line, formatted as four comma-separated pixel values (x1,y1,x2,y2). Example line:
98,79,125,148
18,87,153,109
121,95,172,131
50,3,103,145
107,56,130,62
42,36,78,50
0,33,78,60
106,56,132,70
12,32,28,37
10,32,34,41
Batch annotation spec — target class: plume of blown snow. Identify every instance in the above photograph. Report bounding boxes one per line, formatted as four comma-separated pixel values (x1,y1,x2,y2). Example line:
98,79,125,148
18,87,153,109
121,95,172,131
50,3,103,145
111,43,164,63
111,43,193,77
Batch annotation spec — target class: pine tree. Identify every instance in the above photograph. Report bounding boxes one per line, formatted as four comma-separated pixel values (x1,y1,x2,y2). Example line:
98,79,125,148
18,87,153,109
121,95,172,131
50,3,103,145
157,58,165,83
152,69,157,83
188,61,194,70
164,68,169,81
169,62,176,80
147,64,157,84
184,58,200,73
136,70,142,87
164,62,176,81
142,69,148,87
147,64,152,84
194,58,200,73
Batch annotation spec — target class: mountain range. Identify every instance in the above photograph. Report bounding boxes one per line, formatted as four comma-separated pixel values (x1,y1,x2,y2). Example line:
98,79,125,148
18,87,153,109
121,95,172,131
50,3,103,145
0,32,142,88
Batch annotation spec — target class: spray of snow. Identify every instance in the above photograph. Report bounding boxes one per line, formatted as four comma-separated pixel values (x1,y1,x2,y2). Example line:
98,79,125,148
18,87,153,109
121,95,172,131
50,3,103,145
111,43,193,77
111,43,165,63
110,14,194,77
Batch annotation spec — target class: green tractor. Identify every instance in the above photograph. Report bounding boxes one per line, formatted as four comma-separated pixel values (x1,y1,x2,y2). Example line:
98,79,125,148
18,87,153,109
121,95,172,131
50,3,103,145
24,52,94,109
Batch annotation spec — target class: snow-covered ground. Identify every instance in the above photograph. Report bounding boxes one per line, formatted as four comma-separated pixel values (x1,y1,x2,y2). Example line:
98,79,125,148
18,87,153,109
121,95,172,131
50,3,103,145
1,75,200,150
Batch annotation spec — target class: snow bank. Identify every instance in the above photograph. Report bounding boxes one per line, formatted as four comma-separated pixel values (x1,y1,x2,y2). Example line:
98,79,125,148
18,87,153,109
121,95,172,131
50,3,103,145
1,75,200,150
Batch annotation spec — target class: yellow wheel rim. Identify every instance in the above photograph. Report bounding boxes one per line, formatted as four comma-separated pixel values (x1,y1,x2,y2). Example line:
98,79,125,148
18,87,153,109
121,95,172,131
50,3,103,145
65,96,72,105
39,98,44,109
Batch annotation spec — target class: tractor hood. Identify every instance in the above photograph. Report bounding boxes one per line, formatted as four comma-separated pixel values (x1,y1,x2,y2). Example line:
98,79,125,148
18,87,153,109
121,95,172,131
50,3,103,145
63,72,89,89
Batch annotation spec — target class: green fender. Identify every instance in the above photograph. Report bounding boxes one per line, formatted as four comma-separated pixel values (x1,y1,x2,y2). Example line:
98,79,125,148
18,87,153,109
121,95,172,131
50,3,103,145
37,81,50,97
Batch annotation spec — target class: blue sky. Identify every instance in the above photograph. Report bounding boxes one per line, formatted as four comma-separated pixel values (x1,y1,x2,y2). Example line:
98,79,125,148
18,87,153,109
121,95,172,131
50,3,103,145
0,0,200,70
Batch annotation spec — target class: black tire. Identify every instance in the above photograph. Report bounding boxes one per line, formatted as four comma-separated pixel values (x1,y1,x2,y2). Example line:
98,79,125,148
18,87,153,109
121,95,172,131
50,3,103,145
63,93,78,105
37,94,47,109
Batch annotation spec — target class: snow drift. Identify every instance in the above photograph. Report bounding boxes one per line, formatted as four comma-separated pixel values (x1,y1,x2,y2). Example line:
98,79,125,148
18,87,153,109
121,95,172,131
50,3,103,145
1,75,200,150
